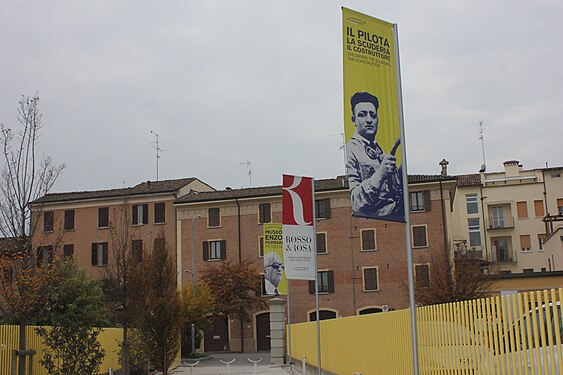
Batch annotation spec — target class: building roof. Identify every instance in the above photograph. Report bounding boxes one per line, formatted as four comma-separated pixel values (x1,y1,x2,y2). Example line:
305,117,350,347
175,174,457,204
32,177,201,204
456,174,482,187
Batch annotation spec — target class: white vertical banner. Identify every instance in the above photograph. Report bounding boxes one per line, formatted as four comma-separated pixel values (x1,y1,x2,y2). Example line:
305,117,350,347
282,174,316,280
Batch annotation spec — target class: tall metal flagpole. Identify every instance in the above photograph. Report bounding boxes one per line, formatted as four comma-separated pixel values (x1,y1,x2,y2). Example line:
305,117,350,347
311,180,321,375
286,281,293,370
393,23,419,374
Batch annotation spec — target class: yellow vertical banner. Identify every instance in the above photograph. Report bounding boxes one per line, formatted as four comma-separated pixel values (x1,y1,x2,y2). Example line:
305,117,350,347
263,223,286,295
342,8,405,223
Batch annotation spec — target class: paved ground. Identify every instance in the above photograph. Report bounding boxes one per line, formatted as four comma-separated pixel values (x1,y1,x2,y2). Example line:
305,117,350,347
171,352,301,375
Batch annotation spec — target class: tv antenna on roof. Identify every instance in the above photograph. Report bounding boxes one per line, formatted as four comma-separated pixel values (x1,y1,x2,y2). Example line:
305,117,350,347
150,130,163,181
478,121,486,173
328,131,346,176
239,160,252,187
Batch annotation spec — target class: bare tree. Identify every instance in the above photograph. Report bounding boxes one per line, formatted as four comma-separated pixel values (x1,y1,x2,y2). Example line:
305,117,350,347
412,251,496,306
102,198,144,375
0,95,64,375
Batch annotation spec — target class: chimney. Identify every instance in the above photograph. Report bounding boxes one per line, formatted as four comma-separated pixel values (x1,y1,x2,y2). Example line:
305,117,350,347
439,159,449,176
503,160,521,177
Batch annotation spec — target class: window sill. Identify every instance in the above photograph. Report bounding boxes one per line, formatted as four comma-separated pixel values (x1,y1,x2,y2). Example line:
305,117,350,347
413,245,429,249
207,225,221,229
97,226,109,230
207,258,222,262
131,224,146,227
317,252,328,256
63,228,76,232
363,289,380,293
154,222,166,225
361,249,378,252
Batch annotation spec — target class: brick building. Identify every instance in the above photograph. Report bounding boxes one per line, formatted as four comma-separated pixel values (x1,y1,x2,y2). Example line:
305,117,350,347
175,174,457,352
30,178,214,277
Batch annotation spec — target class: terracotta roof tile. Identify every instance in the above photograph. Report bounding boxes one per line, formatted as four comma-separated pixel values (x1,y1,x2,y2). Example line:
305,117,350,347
32,177,199,204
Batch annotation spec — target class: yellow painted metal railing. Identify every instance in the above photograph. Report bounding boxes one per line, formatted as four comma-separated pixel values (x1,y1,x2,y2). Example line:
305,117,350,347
288,288,563,374
0,326,123,375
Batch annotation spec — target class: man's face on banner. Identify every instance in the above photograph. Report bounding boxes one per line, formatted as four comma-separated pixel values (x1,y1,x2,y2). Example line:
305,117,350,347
264,252,284,287
353,102,378,141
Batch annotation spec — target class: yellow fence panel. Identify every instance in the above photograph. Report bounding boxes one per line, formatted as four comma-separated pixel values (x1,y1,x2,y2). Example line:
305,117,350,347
0,325,123,375
288,288,563,375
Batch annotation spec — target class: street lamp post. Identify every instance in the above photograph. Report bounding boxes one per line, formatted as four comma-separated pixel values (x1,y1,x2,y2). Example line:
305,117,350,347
189,215,202,358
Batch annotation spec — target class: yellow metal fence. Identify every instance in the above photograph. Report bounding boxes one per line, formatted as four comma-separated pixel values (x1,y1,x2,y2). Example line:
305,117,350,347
288,288,563,374
0,325,123,375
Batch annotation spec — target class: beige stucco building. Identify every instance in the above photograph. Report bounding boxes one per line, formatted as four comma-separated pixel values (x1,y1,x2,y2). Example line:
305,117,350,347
451,160,563,274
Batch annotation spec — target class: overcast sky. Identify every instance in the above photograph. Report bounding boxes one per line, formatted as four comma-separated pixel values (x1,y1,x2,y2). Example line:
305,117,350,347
1,0,561,193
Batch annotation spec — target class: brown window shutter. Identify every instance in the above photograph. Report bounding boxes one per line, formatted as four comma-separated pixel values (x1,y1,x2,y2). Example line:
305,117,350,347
142,204,149,224
102,243,109,265
424,190,432,211
328,271,335,293
323,199,331,219
220,240,227,260
308,280,315,294
132,205,139,225
91,243,98,265
203,241,209,261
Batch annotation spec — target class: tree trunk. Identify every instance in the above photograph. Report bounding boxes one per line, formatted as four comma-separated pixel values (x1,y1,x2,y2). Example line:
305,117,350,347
122,326,130,375
18,320,26,375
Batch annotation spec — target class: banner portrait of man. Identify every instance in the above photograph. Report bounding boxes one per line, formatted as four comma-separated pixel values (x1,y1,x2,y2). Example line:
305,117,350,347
342,8,406,223
263,223,287,295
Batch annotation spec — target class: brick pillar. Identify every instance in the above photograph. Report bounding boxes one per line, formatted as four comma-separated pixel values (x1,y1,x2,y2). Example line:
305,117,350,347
268,298,286,365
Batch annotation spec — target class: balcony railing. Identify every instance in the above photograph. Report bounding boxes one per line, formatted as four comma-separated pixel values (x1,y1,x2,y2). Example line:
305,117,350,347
487,216,514,230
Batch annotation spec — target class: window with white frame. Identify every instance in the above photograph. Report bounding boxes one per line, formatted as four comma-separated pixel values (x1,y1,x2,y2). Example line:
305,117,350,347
467,218,481,247
361,229,377,251
414,264,430,288
520,234,531,252
208,208,220,227
203,240,226,260
362,267,379,292
412,225,428,248
309,270,334,294
410,192,425,212
466,194,478,214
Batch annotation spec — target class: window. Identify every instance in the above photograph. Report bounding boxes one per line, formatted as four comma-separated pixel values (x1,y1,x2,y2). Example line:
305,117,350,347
154,202,166,224
361,229,377,251
258,203,271,224
154,237,166,252
132,239,143,261
534,200,544,217
415,264,430,288
208,208,220,227
203,240,226,261
557,198,563,215
91,242,108,266
412,225,428,248
520,234,531,252
316,233,327,254
258,236,264,258
522,268,534,274
98,207,109,228
362,267,379,292
309,270,334,294
410,191,431,212
64,210,75,230
315,199,331,219
44,211,54,232
466,194,478,214
132,204,148,225
63,244,74,257
36,245,53,266
467,218,481,247
490,206,505,228
516,201,528,219
309,310,337,321
538,234,547,251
